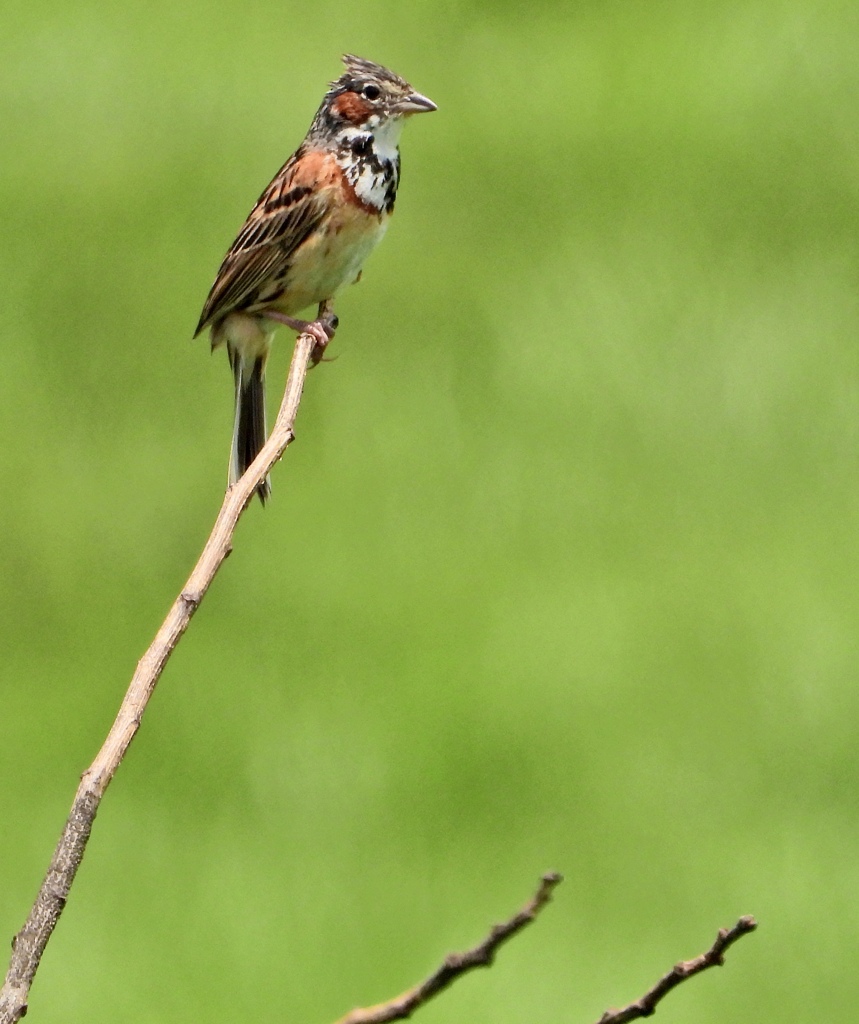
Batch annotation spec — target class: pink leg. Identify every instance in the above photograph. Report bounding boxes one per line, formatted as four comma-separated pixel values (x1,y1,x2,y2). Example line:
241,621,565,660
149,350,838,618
266,302,339,366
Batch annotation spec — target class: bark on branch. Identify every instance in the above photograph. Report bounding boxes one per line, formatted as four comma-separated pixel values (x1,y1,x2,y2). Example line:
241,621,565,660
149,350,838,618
329,876,755,1024
334,872,563,1024
594,915,757,1024
0,331,318,1024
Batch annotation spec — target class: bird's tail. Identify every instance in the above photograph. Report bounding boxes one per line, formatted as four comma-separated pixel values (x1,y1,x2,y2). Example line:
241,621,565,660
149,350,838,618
229,345,271,504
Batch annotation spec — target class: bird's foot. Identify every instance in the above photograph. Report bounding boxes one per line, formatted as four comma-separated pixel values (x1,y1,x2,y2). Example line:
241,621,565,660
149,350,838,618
309,307,339,366
266,306,339,366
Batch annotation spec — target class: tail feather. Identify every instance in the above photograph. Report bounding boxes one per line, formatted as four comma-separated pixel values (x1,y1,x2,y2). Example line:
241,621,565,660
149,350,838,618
229,346,271,504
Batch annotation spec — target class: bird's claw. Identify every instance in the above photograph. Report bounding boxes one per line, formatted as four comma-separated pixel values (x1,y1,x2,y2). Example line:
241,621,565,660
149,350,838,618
262,308,338,366
309,311,339,366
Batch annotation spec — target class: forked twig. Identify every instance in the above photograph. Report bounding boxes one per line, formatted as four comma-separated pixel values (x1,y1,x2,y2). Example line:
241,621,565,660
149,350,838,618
334,873,564,1024
595,915,757,1024
0,331,318,1024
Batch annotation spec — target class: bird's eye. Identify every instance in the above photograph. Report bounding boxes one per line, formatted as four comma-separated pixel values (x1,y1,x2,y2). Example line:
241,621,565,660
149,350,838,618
362,84,381,100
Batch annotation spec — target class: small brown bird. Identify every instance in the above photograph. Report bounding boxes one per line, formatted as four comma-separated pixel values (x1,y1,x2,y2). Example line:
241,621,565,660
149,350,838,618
195,54,436,502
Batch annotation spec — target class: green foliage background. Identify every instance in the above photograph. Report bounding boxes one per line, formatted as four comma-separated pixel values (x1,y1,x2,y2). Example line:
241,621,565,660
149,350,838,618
2,1,857,1020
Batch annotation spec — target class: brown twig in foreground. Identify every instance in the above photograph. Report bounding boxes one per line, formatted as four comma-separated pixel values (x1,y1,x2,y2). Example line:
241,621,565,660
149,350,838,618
0,331,318,1024
333,872,563,1024
595,915,757,1024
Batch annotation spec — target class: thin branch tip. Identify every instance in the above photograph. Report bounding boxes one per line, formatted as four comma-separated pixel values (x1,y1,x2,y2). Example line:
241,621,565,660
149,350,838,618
333,874,561,1024
594,914,758,1024
538,870,563,895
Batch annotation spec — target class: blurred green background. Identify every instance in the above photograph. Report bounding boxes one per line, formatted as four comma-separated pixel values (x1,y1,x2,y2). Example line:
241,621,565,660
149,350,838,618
2,0,858,1020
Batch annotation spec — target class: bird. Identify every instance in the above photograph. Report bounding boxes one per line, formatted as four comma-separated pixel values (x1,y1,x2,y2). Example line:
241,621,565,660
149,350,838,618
194,54,437,503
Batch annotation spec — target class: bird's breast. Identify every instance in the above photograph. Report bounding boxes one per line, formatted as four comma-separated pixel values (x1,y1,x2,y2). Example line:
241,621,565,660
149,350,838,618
272,200,390,315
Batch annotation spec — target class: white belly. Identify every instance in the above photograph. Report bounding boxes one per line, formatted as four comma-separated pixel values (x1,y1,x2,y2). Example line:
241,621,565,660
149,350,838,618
275,205,390,315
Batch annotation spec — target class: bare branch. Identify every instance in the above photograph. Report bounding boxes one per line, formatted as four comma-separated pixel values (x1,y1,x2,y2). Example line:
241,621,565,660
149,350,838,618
0,331,318,1024
333,872,563,1024
594,915,758,1024
0,325,759,1024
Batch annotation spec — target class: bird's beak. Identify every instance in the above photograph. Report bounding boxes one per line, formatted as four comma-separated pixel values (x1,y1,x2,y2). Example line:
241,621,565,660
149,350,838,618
396,92,438,115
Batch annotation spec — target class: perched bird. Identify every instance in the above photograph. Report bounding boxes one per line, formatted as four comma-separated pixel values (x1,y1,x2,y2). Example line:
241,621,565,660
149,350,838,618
195,54,436,503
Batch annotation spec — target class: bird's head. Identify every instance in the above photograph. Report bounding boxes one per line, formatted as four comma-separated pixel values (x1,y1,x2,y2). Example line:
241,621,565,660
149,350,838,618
313,54,436,143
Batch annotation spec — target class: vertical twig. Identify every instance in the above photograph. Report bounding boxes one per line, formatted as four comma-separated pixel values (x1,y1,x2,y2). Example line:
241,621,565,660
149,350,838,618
0,331,317,1024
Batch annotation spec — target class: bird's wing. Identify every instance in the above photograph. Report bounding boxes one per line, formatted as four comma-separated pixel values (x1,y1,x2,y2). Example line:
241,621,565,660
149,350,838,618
194,148,342,335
